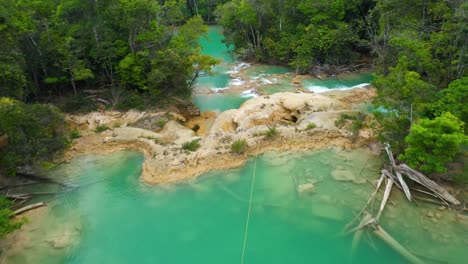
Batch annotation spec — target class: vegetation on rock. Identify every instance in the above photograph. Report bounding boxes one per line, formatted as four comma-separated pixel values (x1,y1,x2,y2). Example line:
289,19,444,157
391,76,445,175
264,127,278,139
182,139,201,152
231,139,247,154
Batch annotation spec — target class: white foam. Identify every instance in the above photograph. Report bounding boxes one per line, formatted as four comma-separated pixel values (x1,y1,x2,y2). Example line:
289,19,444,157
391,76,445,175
230,77,245,86
306,83,370,93
241,89,259,98
211,87,229,93
352,83,370,88
252,73,267,80
225,62,251,74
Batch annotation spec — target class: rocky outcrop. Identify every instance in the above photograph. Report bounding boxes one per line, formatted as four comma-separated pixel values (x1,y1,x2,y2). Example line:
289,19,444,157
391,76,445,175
64,87,378,185
66,110,185,131
160,120,198,145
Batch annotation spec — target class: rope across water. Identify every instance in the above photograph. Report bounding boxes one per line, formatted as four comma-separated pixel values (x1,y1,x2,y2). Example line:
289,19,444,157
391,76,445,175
240,145,260,264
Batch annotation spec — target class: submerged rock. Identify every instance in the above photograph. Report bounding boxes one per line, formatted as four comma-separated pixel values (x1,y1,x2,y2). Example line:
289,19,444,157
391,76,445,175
298,183,315,194
331,169,365,184
47,230,78,249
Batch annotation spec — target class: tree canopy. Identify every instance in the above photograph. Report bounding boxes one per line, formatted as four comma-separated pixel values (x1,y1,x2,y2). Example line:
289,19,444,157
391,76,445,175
0,0,216,104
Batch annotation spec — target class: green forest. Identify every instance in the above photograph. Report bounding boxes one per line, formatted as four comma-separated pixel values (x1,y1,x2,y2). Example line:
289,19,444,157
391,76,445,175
0,0,467,236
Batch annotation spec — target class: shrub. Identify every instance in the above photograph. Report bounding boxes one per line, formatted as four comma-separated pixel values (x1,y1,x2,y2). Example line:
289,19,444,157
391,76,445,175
341,113,357,120
156,119,167,129
95,125,110,133
69,129,81,139
306,123,316,130
264,127,278,139
399,112,467,173
334,117,346,128
0,197,23,237
182,139,200,151
231,139,247,154
113,122,121,128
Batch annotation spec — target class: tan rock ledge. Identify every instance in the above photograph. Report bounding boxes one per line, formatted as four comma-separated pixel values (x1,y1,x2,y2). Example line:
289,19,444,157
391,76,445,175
62,87,377,185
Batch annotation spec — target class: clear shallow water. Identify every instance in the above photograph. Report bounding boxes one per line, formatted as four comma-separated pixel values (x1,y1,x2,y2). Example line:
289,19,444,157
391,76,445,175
4,150,467,264
192,93,249,112
197,26,234,90
199,26,234,63
302,74,373,93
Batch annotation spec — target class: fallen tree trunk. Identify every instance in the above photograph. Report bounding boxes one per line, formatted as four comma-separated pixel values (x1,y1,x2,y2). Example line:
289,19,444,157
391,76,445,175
13,202,46,216
384,143,459,206
345,172,385,232
5,193,30,200
397,164,460,206
16,172,68,187
0,182,42,191
376,178,393,221
372,224,425,264
8,191,64,197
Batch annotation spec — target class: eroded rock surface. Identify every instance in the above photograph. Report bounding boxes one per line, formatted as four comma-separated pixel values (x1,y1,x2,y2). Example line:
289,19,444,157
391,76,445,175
64,87,378,185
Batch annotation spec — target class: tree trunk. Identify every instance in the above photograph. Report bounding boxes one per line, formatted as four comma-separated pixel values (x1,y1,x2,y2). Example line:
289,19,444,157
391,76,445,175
69,61,77,95
13,202,46,216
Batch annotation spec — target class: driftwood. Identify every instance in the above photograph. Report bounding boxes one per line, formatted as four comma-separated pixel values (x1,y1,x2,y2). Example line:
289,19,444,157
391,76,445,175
372,224,425,264
376,178,393,221
346,143,462,264
396,164,460,206
7,191,64,198
10,198,30,209
15,172,68,187
0,182,43,191
13,202,46,216
384,143,460,206
5,192,30,200
345,173,385,232
97,98,110,105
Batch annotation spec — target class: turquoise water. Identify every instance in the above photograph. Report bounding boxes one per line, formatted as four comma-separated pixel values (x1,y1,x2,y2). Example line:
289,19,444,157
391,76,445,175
0,150,395,263
4,150,467,263
196,65,232,89
301,74,374,93
244,64,291,77
192,93,249,112
199,26,234,63
197,26,234,89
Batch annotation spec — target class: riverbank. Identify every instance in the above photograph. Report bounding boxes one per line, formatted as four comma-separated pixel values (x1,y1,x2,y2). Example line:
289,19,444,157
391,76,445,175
63,87,377,185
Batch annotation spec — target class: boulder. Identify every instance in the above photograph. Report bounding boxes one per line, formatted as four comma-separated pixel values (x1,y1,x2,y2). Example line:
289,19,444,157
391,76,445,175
331,169,365,184
160,120,197,145
298,183,315,194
